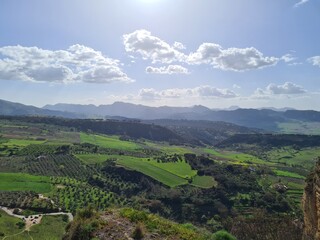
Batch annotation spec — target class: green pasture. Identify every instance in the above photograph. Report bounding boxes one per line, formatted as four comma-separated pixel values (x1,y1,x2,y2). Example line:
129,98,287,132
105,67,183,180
266,147,320,169
75,153,110,164
80,132,140,151
273,170,305,179
144,141,193,155
0,209,25,237
191,175,217,188
115,156,188,187
2,139,46,147
148,160,197,179
27,215,68,240
0,173,52,193
203,148,269,165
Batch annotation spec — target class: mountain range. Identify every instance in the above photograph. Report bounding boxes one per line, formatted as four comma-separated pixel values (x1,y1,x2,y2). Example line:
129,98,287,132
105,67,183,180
1,99,320,132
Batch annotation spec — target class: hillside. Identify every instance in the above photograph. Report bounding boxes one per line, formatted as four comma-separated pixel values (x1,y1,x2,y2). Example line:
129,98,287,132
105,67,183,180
44,101,320,133
144,119,262,145
1,115,317,239
64,207,216,240
0,99,82,118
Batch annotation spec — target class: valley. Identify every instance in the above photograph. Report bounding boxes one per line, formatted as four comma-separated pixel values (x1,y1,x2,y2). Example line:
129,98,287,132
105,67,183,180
0,115,318,239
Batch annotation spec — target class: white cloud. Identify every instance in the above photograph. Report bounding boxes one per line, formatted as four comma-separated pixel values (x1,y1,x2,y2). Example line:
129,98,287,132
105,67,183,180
188,43,222,64
281,54,296,63
138,85,237,100
124,29,280,72
0,44,132,84
294,0,309,8
308,56,320,67
123,29,186,63
254,82,307,97
187,43,278,71
212,47,278,71
145,65,189,74
173,41,186,50
233,84,241,89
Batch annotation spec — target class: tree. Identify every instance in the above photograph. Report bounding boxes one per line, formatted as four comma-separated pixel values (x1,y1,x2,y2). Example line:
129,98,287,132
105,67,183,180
212,230,236,240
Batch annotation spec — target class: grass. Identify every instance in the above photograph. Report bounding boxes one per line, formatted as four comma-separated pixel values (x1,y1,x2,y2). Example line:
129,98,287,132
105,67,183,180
191,175,217,188
115,156,188,187
75,153,110,164
3,139,46,147
148,160,197,179
27,215,68,240
266,147,320,170
0,173,52,193
80,132,140,151
203,148,270,165
0,209,25,237
144,141,193,155
274,170,305,179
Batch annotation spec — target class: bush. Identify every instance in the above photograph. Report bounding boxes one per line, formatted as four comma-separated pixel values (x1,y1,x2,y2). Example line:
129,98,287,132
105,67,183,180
132,223,145,240
16,222,26,229
212,230,236,240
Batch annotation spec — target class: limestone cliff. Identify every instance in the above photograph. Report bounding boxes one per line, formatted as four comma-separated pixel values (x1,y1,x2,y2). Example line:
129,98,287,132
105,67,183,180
303,159,320,240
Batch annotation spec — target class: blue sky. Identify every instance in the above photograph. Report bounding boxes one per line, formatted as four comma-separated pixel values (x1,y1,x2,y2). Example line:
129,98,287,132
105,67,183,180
0,0,319,109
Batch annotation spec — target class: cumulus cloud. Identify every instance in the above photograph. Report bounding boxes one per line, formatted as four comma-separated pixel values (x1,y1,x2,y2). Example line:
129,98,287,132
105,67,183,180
281,54,296,63
188,45,278,71
294,0,309,8
0,44,132,84
173,41,186,50
187,43,223,64
145,65,189,74
123,29,186,63
138,85,237,100
123,30,279,72
254,82,307,97
308,56,320,67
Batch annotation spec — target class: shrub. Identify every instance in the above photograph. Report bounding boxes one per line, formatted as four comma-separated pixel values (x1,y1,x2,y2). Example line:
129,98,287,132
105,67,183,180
212,230,236,240
132,223,145,240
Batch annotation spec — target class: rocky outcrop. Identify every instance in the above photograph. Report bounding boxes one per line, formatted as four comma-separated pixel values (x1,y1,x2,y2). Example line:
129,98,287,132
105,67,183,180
303,158,320,240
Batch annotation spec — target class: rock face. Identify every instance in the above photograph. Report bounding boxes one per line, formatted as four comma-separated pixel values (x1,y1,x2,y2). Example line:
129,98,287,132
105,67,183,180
303,159,320,240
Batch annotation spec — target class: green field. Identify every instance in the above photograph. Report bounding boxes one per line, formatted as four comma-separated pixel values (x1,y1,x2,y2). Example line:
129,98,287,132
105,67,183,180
0,209,25,237
116,156,188,187
148,160,197,179
3,139,46,147
274,170,305,179
191,175,217,188
203,148,270,165
0,214,67,240
75,153,110,164
0,173,52,193
27,215,68,240
80,132,140,151
266,147,320,169
144,141,193,155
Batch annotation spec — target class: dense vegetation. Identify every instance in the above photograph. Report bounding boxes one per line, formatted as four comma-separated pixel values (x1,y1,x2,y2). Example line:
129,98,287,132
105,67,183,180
0,115,317,239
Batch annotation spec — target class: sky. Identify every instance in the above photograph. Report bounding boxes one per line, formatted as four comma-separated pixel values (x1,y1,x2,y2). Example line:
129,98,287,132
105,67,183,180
0,0,320,109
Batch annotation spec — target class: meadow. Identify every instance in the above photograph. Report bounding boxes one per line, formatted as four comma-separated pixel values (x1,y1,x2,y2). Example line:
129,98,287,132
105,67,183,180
116,155,188,187
0,173,52,193
203,148,270,165
80,132,140,151
0,209,25,237
75,153,110,164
